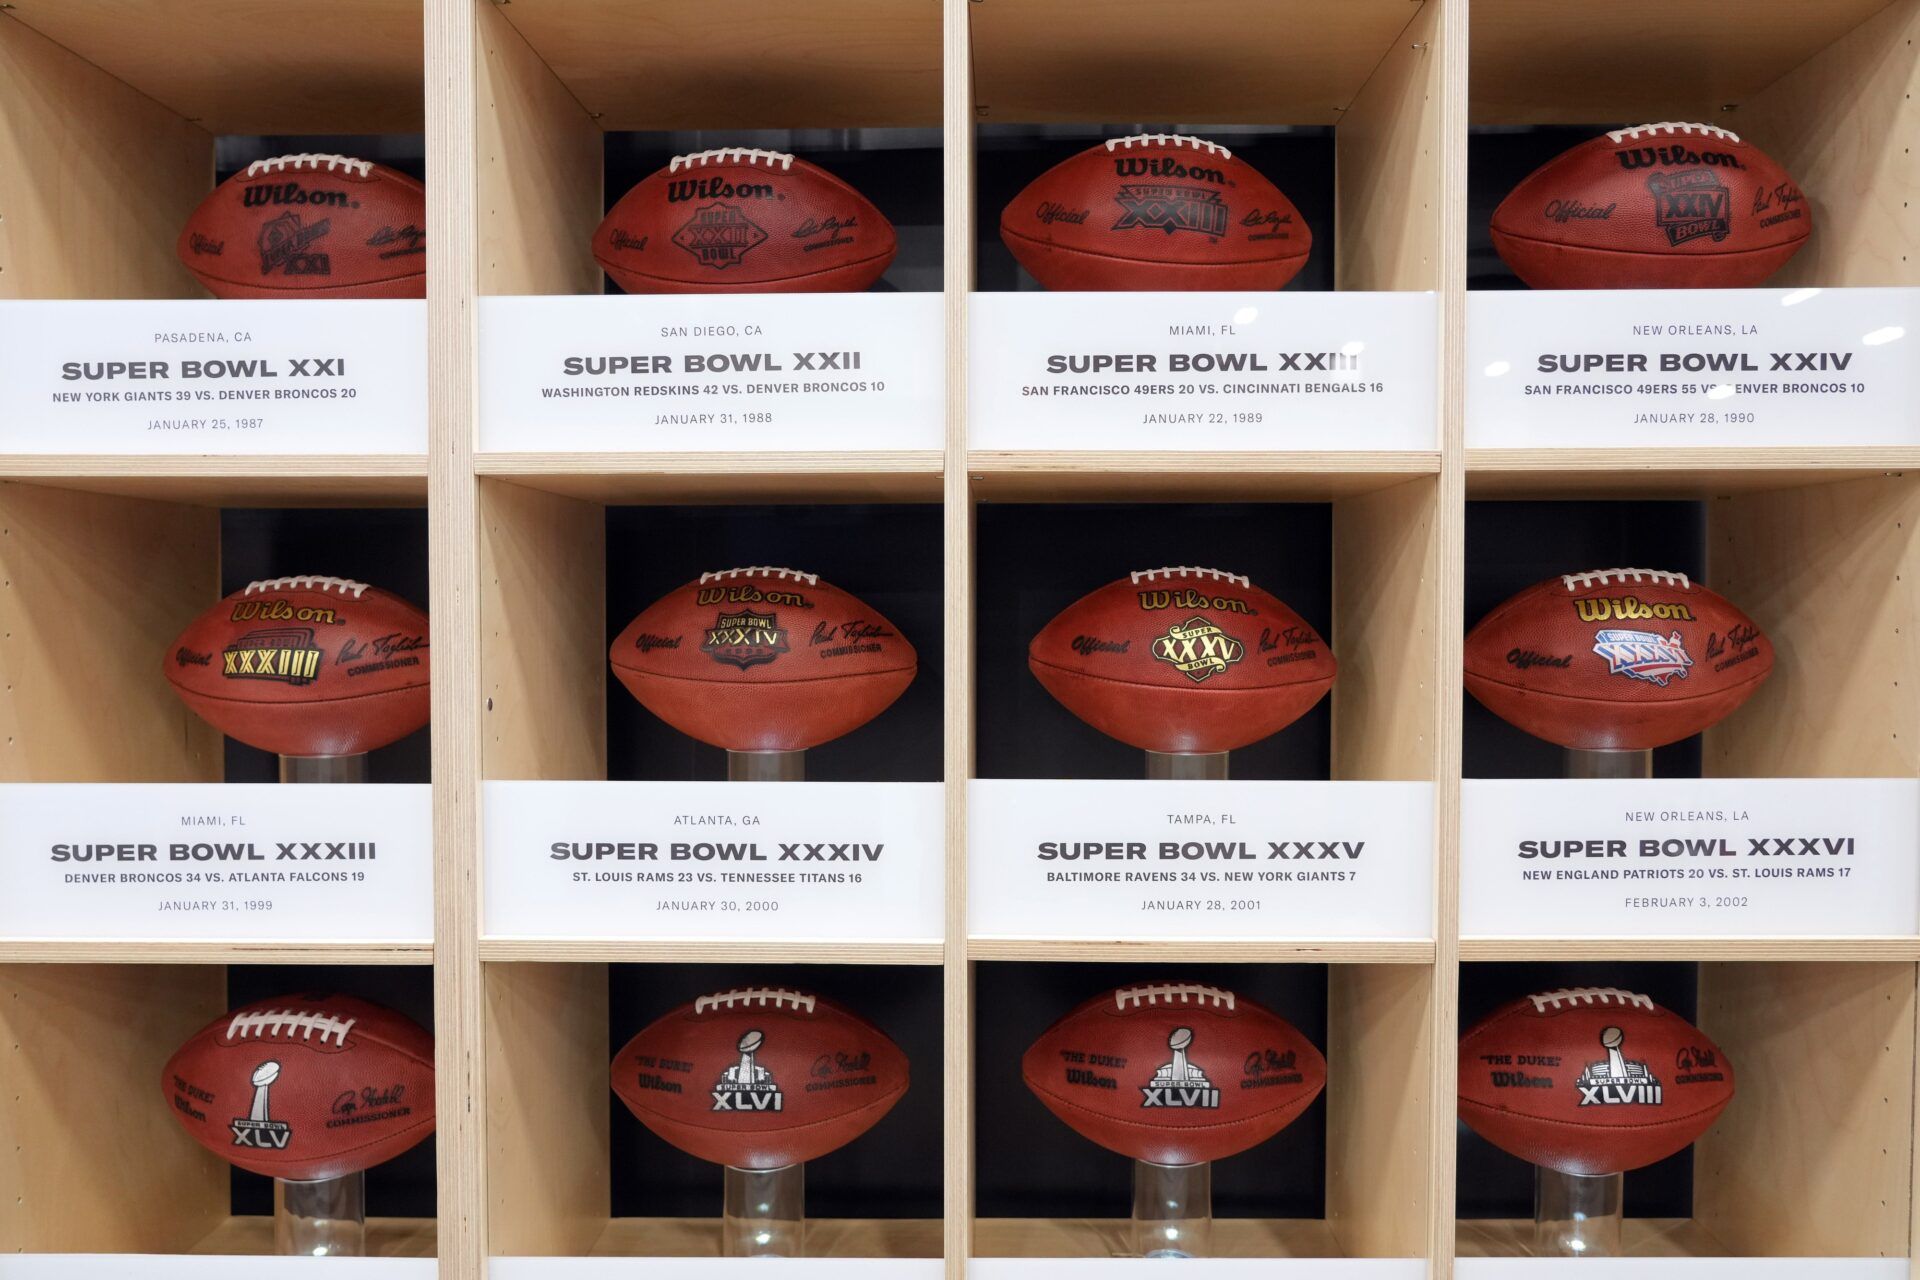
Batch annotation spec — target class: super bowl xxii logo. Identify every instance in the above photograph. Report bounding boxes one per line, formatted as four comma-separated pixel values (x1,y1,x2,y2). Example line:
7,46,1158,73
1575,1027,1664,1107
1592,629,1694,687
1112,185,1228,237
1152,617,1245,683
1140,1027,1220,1109
672,201,768,270
702,610,789,670
1646,169,1732,246
223,628,324,686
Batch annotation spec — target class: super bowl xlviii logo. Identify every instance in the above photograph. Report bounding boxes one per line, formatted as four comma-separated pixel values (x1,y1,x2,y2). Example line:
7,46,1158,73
703,610,789,670
1152,617,1244,683
1112,185,1228,237
1646,169,1732,246
1592,628,1693,687
711,1030,783,1112
231,1060,294,1150
1575,1027,1664,1107
1140,1027,1220,1109
672,201,768,270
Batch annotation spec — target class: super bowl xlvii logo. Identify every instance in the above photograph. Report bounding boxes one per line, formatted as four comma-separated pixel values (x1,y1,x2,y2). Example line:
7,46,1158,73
702,610,789,670
1151,617,1245,683
711,1030,783,1113
1140,1027,1220,1109
1112,185,1228,237
1575,1027,1664,1107
231,1060,294,1150
1646,169,1732,246
672,201,768,270
1592,628,1693,687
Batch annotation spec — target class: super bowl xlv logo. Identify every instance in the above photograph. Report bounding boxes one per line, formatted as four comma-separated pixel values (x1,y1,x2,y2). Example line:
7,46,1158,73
231,1060,294,1150
223,627,323,685
1647,169,1731,246
1112,184,1228,237
711,1030,784,1112
1140,1027,1221,1109
1152,617,1245,683
672,201,768,270
702,610,789,670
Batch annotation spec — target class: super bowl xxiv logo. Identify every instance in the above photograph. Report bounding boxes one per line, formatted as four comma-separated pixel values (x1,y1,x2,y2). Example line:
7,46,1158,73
257,212,333,278
232,1060,294,1151
1152,617,1245,683
672,201,768,270
223,628,324,686
1575,1027,1664,1107
712,1030,783,1112
1592,628,1693,687
1112,185,1228,238
1646,169,1732,247
702,610,789,670
1140,1027,1220,1109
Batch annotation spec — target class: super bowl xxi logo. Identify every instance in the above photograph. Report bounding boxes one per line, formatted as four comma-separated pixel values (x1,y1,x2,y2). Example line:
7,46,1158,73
223,628,324,686
702,610,790,670
1113,184,1228,237
1152,617,1245,683
258,213,332,278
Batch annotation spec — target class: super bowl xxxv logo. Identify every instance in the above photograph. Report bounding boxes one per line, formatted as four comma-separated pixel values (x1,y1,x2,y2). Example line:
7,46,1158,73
1152,617,1245,683
702,610,789,670
1112,184,1228,237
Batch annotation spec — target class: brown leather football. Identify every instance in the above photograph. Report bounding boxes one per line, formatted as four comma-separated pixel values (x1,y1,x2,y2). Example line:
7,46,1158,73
177,153,426,298
609,567,916,751
164,576,430,757
1490,123,1811,288
1464,567,1772,750
593,148,897,293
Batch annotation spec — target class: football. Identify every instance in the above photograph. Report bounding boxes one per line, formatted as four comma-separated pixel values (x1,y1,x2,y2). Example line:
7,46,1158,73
593,148,897,293
177,153,426,299
1464,567,1772,751
164,575,430,757
1491,122,1811,289
161,993,435,1181
611,987,909,1169
609,566,916,752
1028,566,1335,754
1000,133,1311,290
1459,987,1735,1175
1023,982,1325,1166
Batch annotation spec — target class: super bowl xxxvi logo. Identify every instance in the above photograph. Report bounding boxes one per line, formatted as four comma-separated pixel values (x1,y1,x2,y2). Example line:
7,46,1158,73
672,201,768,270
1571,596,1695,624
1646,169,1732,246
1152,617,1245,683
1112,185,1229,237
702,610,789,670
258,213,332,277
223,628,324,685
711,1030,783,1112
1140,1027,1220,1109
1575,1027,1664,1107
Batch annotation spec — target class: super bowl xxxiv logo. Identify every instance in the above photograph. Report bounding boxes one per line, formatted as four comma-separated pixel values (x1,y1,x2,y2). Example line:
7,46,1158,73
223,628,324,686
702,610,789,670
712,1030,783,1112
1646,169,1732,246
1592,629,1693,687
1113,185,1228,237
1140,1027,1220,1109
672,201,768,270
1575,1027,1664,1107
1152,617,1245,683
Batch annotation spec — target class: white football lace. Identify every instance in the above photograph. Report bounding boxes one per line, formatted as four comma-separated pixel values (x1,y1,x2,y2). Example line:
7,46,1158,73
244,575,371,598
699,567,819,585
1606,122,1740,144
245,153,374,178
1105,133,1232,159
1560,568,1691,592
1131,566,1250,587
1114,982,1235,1011
225,1008,357,1046
696,987,816,1014
670,148,795,171
1527,987,1655,1013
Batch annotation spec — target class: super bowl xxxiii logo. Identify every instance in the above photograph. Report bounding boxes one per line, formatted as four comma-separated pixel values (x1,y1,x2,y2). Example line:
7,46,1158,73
1646,169,1732,246
702,610,789,670
223,628,324,685
672,201,768,270
1113,185,1228,237
1152,617,1245,682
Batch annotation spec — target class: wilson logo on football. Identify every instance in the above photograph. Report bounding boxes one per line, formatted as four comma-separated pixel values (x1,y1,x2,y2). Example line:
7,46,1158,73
672,201,768,269
1152,618,1245,682
1112,184,1228,237
1573,596,1696,624
1647,169,1732,246
223,629,323,685
702,610,789,670
1112,156,1228,185
1575,1027,1665,1108
242,182,352,209
1592,628,1694,687
1140,1027,1221,1109
711,1030,783,1113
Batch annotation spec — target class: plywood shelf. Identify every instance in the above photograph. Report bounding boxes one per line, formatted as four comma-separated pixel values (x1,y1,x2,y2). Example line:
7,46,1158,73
0,941,432,965
476,453,944,503
585,1215,943,1258
191,1213,436,1257
479,938,944,965
0,457,429,505
968,452,1441,501
1457,1216,1732,1259
974,1216,1349,1258
1461,937,1920,963
969,938,1434,963
1465,448,1918,497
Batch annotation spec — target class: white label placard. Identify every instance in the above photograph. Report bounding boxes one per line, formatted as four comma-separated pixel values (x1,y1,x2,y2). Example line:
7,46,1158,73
477,293,944,452
491,1262,941,1279
1462,778,1920,938
968,780,1433,941
1467,287,1920,447
0,1258,433,1279
0,784,432,944
968,291,1437,451
483,781,943,943
0,300,426,454
973,1261,1425,1279
1459,1260,1904,1280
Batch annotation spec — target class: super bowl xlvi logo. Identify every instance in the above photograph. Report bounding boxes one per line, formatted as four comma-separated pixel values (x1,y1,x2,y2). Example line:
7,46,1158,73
672,202,769,270
231,1060,294,1151
1592,628,1693,687
1112,185,1229,237
223,628,324,686
1575,1027,1664,1107
1151,617,1245,683
1139,1027,1220,1109
1646,169,1732,246
702,610,789,670
258,213,333,277
711,1030,783,1112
